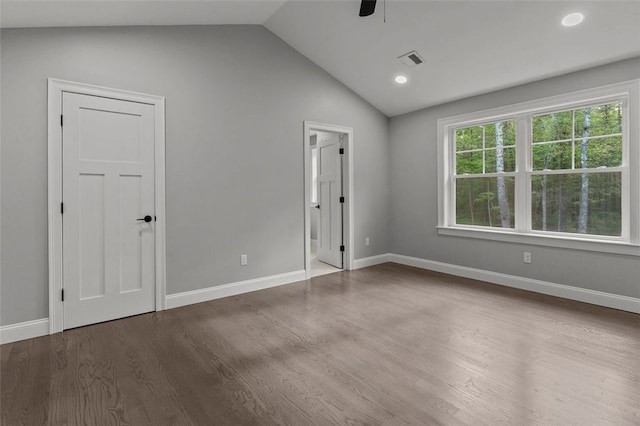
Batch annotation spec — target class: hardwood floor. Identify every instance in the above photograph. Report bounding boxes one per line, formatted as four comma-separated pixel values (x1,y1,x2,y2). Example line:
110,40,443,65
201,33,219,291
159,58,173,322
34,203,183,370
2,263,639,425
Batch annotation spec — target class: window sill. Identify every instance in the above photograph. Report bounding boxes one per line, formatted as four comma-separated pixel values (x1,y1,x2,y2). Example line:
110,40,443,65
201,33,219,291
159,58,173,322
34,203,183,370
436,226,640,256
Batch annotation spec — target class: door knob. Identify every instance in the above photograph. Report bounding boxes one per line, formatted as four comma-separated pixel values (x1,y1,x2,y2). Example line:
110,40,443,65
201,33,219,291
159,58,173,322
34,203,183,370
315,205,320,209
137,215,153,223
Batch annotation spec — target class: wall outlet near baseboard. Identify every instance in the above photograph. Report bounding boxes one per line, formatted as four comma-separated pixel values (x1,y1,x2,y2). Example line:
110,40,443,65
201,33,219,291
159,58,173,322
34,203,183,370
365,237,370,246
523,252,532,264
240,254,247,266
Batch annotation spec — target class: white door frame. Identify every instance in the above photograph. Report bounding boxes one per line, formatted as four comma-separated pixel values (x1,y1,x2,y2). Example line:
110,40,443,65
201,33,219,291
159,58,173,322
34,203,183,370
303,121,354,279
47,78,167,334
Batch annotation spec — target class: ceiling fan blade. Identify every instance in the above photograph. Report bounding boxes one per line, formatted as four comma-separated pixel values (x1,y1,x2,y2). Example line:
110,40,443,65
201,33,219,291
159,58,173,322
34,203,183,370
359,0,377,17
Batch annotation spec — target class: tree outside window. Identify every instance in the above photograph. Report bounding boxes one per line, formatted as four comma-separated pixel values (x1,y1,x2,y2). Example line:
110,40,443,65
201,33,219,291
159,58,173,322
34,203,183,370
439,81,638,250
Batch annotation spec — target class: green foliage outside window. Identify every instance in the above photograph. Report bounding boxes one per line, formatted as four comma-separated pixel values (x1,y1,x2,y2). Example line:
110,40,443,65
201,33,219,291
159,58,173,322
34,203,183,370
531,173,621,236
455,177,515,228
455,120,515,228
452,102,623,236
532,103,622,171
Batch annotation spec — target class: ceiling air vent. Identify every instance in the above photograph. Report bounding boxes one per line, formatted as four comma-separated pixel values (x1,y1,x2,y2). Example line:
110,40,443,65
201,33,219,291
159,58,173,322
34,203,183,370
397,50,424,68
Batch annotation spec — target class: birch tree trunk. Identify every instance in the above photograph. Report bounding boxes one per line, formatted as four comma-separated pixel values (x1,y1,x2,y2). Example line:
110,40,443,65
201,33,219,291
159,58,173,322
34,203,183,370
495,122,511,228
578,108,591,233
541,113,558,232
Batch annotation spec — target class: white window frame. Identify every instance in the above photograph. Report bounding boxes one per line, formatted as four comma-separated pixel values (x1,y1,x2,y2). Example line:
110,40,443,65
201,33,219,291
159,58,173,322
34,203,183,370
437,80,640,256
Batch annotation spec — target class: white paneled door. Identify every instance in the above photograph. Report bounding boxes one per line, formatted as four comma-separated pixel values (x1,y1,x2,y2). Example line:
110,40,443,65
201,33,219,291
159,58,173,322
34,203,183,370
62,92,156,329
317,133,343,268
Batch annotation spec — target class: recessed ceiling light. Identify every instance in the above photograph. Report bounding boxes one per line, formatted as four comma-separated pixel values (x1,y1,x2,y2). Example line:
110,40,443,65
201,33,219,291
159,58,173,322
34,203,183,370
562,12,584,27
395,75,408,84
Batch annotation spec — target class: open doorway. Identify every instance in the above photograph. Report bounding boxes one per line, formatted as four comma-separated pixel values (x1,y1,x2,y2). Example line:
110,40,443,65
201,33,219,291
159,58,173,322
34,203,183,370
304,122,354,279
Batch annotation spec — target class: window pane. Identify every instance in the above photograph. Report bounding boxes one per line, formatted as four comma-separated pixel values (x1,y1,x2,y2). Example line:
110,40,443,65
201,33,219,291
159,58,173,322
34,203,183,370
531,172,621,236
456,177,515,228
456,120,516,175
574,103,622,138
533,110,573,143
573,136,622,169
456,151,483,174
485,147,516,173
532,141,573,170
485,120,516,148
455,126,483,150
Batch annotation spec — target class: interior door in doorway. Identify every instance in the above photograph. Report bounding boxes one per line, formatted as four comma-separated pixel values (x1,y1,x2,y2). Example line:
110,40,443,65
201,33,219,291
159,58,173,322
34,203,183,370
317,133,343,268
62,92,156,329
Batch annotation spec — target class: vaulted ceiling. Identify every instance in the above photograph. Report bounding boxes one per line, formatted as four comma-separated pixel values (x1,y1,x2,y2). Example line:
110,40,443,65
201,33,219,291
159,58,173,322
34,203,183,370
2,1,639,117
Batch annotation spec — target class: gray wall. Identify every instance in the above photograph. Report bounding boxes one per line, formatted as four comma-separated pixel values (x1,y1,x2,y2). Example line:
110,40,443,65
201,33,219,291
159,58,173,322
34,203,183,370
0,25,390,326
389,57,640,299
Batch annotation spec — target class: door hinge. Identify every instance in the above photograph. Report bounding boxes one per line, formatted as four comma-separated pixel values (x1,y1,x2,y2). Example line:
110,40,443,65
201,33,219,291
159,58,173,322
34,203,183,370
60,202,64,214
339,196,345,203
60,115,63,127
339,148,344,155
340,245,345,252
61,289,64,302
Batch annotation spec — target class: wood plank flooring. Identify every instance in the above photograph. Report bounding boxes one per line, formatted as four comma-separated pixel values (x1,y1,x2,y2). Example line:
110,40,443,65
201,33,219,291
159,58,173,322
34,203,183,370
2,263,639,425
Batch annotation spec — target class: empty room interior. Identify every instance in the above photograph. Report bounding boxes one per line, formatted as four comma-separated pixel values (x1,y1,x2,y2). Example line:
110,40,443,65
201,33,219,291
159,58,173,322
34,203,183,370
1,1,639,425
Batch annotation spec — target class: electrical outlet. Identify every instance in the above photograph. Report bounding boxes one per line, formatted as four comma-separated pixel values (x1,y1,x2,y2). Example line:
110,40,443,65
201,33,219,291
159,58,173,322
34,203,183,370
365,237,370,246
240,254,247,266
523,252,532,264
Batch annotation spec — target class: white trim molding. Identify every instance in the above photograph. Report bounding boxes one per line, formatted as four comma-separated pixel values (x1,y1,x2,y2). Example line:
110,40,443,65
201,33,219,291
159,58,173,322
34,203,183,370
48,78,167,334
388,254,640,314
165,270,306,310
4,254,636,345
436,226,640,257
303,121,355,279
353,254,391,270
0,319,50,345
437,80,640,254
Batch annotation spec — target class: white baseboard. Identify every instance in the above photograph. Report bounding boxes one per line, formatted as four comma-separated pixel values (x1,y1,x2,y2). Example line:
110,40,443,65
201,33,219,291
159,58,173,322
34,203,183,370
3,257,636,345
353,253,391,269
165,270,306,310
388,254,640,314
0,318,50,345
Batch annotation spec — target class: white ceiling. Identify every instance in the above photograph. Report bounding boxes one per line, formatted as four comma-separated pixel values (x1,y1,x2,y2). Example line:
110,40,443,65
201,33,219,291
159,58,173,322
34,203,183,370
2,1,639,117
0,0,287,27
266,1,640,116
